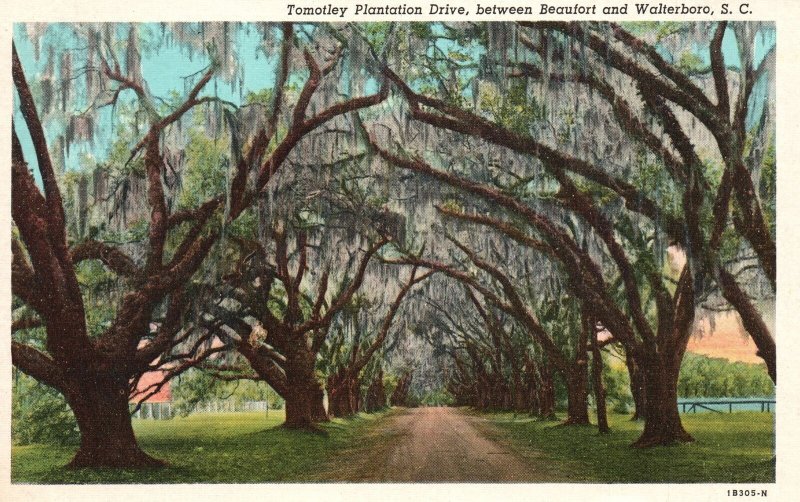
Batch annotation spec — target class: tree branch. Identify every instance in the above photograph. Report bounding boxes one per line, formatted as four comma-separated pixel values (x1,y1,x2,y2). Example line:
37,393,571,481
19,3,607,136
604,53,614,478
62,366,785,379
70,240,140,277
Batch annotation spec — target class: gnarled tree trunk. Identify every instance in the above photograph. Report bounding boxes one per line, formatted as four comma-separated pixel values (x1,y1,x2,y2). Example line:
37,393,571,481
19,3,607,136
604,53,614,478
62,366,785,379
591,330,610,434
283,348,328,428
326,371,359,417
564,367,590,425
632,352,693,447
364,369,386,412
390,371,413,407
537,364,557,419
65,375,162,468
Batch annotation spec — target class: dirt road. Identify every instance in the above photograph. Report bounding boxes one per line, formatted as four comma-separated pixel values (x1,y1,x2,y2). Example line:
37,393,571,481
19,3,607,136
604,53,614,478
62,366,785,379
327,407,560,482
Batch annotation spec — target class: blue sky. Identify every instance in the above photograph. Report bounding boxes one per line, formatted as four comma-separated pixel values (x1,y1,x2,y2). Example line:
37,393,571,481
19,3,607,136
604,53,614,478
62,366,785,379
12,22,776,184
13,23,283,182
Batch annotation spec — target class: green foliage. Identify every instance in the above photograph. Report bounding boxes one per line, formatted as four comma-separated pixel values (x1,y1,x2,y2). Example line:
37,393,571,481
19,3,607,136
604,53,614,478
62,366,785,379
171,369,284,415
177,123,230,209
678,352,774,398
478,80,545,135
12,371,79,446
601,359,634,414
537,295,581,355
630,150,682,220
622,22,685,43
597,351,773,415
74,260,119,337
363,22,393,48
759,136,776,239
410,388,454,407
676,51,707,74
243,88,274,106
104,102,148,177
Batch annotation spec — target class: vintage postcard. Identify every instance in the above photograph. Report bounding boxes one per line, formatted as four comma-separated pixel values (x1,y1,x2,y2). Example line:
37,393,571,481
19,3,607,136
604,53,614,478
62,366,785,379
2,0,796,500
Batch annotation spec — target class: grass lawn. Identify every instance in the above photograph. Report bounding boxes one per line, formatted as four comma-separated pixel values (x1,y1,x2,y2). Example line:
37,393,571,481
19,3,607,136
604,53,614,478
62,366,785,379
12,409,392,483
477,411,775,483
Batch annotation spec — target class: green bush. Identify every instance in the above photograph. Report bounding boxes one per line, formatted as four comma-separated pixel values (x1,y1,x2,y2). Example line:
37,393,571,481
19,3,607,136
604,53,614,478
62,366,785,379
601,360,634,414
12,371,79,446
413,388,455,407
678,352,774,398
171,368,284,415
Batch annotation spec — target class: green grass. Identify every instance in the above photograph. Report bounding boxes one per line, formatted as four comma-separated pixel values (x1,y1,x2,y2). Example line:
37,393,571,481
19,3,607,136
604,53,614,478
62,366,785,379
12,409,392,484
12,408,775,483
477,411,775,483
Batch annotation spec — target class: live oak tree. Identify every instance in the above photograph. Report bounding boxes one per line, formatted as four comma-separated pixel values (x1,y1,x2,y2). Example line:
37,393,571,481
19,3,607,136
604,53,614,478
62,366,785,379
385,223,594,424
324,266,433,417
10,20,776,470
193,226,387,428
422,282,559,418
362,20,774,446
11,22,387,466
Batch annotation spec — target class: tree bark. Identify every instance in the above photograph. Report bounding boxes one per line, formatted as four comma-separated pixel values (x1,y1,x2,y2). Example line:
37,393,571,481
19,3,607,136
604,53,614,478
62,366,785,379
65,376,163,469
390,371,413,407
563,309,591,425
631,352,693,447
283,348,327,428
718,268,776,382
326,371,359,417
564,367,590,425
626,350,647,421
326,374,348,417
537,364,557,419
364,369,386,412
311,383,329,422
591,334,610,434
511,369,527,413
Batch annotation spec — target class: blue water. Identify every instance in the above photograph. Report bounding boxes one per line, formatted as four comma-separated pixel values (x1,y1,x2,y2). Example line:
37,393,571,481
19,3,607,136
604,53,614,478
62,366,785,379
677,397,775,414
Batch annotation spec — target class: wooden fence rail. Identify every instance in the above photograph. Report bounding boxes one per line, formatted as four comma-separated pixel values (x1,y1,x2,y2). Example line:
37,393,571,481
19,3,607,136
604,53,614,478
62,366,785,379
678,400,775,414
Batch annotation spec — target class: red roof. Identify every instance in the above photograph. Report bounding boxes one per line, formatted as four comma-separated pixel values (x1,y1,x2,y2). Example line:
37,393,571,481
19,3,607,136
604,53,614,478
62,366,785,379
130,370,172,403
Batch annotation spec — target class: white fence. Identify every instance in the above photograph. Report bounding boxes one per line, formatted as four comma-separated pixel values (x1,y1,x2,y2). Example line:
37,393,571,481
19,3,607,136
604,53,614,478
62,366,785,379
131,400,275,420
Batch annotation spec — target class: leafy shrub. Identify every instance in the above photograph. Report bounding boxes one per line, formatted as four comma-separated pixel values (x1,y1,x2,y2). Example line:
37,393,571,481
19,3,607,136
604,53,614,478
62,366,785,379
12,371,79,446
171,368,284,415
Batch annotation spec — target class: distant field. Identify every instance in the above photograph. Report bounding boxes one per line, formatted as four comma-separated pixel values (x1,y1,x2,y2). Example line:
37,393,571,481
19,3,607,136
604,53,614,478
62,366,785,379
11,410,391,483
478,411,775,483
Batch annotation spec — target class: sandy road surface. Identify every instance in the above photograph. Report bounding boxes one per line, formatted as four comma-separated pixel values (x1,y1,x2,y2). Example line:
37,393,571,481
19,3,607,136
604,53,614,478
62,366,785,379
328,407,556,482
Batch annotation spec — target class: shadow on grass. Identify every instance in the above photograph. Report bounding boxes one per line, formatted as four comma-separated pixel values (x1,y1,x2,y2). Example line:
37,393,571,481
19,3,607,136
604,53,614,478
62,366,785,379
479,410,775,483
12,410,391,483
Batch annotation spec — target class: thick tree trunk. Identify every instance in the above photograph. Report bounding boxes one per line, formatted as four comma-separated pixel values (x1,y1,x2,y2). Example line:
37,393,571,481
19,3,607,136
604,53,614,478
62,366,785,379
285,380,328,427
311,383,329,422
65,376,163,469
563,367,590,425
632,353,693,447
563,309,591,425
719,268,776,382
537,365,557,419
326,372,358,418
526,375,540,416
479,378,491,409
327,373,347,417
364,370,386,412
390,371,413,407
283,348,327,428
284,386,315,429
490,374,507,410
